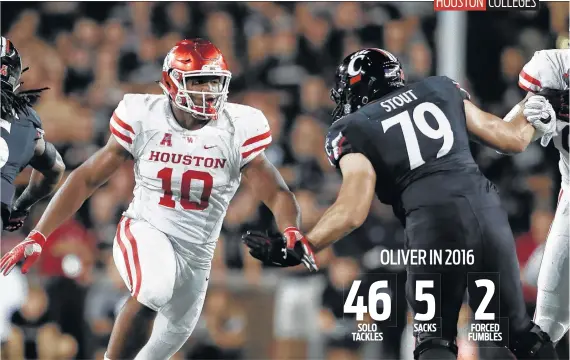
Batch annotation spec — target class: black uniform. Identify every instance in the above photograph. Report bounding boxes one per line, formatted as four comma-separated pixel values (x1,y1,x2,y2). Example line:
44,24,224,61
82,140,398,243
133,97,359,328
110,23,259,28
325,76,530,348
0,107,43,226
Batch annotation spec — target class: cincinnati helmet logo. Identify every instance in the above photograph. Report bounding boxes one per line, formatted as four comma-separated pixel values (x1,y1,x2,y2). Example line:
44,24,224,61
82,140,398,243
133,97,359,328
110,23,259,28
347,50,369,77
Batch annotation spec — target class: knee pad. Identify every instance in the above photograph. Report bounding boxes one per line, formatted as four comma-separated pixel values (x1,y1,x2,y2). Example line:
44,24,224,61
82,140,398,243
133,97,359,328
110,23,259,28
159,329,192,346
509,322,557,359
136,279,174,311
414,338,458,360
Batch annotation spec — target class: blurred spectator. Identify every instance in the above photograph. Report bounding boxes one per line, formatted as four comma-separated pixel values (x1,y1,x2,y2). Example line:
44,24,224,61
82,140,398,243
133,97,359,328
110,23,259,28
0,267,27,354
517,209,554,306
320,256,362,360
84,250,129,358
8,284,77,359
186,288,247,359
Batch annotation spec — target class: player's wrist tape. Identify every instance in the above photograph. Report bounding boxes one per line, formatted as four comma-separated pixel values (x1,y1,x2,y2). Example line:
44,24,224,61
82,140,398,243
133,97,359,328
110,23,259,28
283,226,301,234
283,226,303,249
27,230,47,246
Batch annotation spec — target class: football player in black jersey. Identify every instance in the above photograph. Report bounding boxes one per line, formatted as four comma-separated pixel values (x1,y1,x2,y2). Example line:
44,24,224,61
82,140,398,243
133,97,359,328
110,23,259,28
0,37,65,233
244,49,560,359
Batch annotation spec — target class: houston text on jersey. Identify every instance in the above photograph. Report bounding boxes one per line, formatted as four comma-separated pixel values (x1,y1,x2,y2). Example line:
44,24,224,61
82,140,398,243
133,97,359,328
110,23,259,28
148,151,227,169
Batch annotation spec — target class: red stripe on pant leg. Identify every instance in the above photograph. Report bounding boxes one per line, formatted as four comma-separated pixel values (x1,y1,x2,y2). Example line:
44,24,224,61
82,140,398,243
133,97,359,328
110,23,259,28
557,188,564,205
124,218,142,299
116,217,134,293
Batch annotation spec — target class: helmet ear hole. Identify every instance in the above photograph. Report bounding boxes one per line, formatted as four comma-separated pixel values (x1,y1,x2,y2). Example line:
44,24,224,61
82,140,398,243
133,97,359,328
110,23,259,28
330,48,404,121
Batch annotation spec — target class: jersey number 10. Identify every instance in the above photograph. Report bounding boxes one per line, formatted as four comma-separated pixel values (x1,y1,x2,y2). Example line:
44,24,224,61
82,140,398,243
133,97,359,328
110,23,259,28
381,102,454,170
157,167,213,210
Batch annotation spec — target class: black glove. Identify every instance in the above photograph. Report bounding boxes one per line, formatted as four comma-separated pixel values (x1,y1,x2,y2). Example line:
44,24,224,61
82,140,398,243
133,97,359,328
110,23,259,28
3,207,30,232
242,230,317,270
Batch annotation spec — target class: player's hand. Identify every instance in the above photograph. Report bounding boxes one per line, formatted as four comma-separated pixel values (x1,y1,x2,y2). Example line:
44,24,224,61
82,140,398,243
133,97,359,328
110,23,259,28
536,88,569,122
3,207,30,232
242,228,318,271
0,230,46,275
282,227,318,272
523,95,558,146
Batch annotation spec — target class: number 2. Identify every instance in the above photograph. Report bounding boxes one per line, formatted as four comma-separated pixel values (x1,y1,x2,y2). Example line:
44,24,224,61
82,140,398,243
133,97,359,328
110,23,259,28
157,167,213,210
474,279,495,321
381,102,454,170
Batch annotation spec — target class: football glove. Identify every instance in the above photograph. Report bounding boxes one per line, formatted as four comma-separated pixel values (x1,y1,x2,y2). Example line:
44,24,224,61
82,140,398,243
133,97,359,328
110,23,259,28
536,88,569,122
242,227,318,272
3,207,30,232
523,95,558,147
0,230,45,275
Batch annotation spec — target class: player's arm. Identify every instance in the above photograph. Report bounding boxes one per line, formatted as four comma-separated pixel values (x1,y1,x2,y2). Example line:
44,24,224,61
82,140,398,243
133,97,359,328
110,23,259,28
465,97,537,154
0,97,139,275
466,93,558,153
241,153,319,271
306,153,376,253
239,110,317,271
241,153,300,231
12,138,65,212
33,136,131,236
34,96,139,236
0,135,131,275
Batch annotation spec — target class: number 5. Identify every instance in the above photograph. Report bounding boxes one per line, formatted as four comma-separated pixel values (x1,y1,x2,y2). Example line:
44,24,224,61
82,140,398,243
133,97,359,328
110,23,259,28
382,102,454,170
415,280,435,321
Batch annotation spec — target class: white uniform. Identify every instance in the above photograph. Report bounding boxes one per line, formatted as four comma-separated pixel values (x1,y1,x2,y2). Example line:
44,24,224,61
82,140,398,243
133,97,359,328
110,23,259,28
109,94,271,332
519,49,570,343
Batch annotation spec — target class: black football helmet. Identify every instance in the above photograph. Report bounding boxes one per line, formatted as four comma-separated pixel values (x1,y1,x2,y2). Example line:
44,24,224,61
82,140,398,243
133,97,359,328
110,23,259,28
1,36,22,92
331,48,405,121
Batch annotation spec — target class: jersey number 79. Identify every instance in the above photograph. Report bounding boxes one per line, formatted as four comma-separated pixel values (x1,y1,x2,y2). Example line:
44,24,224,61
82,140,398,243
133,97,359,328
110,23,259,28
382,102,454,170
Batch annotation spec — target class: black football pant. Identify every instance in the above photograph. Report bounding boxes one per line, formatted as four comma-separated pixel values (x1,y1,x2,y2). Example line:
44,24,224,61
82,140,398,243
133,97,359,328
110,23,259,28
404,191,553,359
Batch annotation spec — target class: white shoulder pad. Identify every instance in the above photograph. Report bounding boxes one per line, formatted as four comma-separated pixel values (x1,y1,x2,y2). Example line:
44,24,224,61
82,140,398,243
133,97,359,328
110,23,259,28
226,103,272,167
519,49,569,93
109,93,146,157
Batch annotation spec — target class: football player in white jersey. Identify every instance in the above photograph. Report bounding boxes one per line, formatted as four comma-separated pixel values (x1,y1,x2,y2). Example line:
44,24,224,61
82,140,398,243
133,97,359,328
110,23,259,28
0,38,317,360
514,49,570,344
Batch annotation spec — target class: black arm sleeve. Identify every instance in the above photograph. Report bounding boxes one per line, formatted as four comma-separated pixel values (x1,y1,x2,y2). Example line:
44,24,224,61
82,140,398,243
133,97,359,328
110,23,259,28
29,140,58,171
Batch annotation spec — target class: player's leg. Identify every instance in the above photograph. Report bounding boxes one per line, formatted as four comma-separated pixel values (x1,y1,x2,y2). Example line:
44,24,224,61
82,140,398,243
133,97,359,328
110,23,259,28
106,217,177,359
535,188,569,343
405,203,474,360
135,245,212,360
407,269,465,360
471,201,558,359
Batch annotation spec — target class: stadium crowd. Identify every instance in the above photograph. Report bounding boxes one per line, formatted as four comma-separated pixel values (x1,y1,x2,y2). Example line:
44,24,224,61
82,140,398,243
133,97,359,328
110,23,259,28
0,2,568,359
